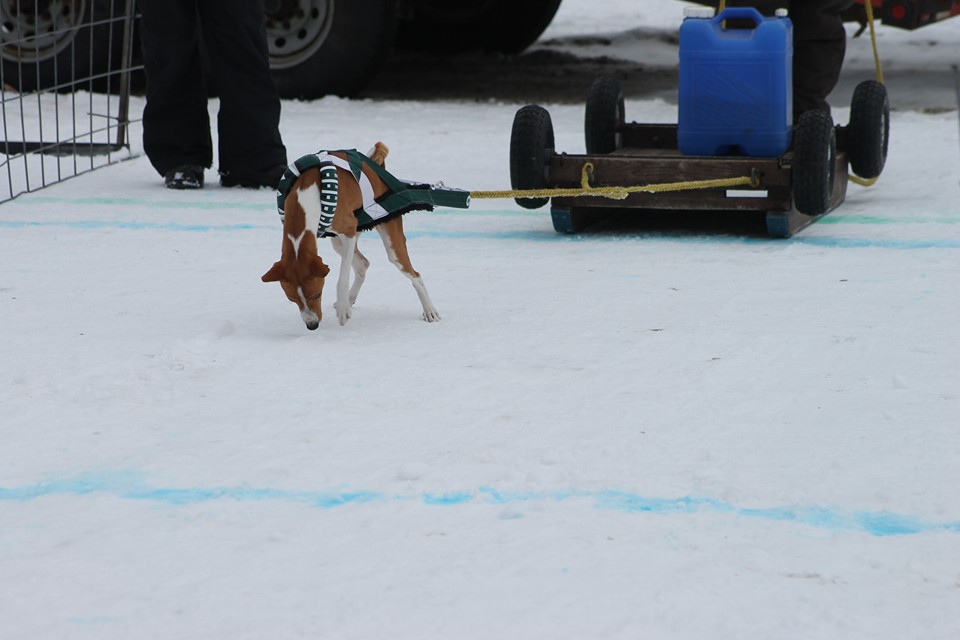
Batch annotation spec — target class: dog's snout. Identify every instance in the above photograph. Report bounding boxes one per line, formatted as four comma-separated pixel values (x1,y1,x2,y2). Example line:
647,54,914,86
300,306,320,331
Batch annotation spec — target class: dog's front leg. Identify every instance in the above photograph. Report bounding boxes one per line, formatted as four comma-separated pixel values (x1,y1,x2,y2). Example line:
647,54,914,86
348,246,370,306
332,233,357,325
331,236,369,306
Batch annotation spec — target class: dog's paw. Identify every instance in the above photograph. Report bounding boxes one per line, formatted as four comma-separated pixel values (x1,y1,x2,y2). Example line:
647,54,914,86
423,309,441,323
334,300,352,325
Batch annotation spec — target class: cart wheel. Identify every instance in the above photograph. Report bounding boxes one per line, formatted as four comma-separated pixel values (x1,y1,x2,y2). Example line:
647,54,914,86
510,105,555,210
792,110,836,216
847,80,889,180
585,76,625,155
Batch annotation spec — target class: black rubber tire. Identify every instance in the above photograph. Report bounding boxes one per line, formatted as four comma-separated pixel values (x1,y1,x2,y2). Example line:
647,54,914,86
396,0,561,54
584,75,625,155
847,80,889,180
0,0,123,93
792,110,837,216
267,0,398,99
510,104,554,210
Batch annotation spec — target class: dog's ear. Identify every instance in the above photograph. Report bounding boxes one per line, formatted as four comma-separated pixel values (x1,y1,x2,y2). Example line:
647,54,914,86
261,261,285,283
311,258,331,278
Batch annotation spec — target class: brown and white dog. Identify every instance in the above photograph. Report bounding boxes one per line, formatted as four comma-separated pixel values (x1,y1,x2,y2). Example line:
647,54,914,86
261,142,440,330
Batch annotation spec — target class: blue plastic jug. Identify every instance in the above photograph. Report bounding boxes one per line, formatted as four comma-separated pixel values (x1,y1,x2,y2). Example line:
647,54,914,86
678,7,793,157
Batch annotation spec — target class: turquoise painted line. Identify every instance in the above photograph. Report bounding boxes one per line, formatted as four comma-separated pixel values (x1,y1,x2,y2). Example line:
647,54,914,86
2,219,959,249
406,229,960,250
2,472,959,537
5,194,526,216
592,492,947,536
820,214,960,225
789,236,960,250
0,219,269,232
12,195,266,211
423,491,474,506
11,196,960,224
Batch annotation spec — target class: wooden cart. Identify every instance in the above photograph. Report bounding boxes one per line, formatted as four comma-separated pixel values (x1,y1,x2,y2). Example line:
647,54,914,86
509,76,889,238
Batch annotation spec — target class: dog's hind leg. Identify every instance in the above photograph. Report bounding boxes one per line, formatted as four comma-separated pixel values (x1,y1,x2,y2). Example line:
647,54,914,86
330,233,359,325
376,217,440,322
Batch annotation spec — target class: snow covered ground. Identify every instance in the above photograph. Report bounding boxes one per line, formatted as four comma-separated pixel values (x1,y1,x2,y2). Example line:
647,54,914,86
2,2,959,638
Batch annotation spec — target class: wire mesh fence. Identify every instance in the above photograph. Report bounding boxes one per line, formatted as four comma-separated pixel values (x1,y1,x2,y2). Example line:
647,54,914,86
1,0,140,203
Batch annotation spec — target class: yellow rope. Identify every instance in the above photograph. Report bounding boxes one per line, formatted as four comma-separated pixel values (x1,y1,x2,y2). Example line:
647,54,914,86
863,0,884,85
848,174,878,186
470,163,760,201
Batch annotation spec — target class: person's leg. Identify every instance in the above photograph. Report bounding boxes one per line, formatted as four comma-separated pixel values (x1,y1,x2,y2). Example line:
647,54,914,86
790,0,853,116
710,1,851,116
138,0,212,177
198,0,287,186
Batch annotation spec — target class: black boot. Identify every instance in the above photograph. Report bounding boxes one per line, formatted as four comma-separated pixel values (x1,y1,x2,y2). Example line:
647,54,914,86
219,164,287,189
164,165,205,190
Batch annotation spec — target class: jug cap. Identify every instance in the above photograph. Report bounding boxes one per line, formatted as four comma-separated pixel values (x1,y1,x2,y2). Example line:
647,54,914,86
683,7,715,19
775,8,789,17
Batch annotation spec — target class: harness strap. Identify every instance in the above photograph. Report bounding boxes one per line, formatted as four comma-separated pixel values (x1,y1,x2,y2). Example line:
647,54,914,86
315,152,389,220
318,166,338,233
277,150,389,235
276,149,471,236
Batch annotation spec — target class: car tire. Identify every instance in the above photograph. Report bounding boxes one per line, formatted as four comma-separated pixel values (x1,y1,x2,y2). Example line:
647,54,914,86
396,0,561,54
0,0,124,93
265,0,399,99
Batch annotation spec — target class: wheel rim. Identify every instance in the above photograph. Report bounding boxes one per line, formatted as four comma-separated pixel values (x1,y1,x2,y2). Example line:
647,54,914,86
0,0,85,64
264,0,335,70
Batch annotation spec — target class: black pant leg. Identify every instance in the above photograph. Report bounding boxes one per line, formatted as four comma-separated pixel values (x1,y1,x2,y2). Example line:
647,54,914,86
790,0,852,115
138,0,213,176
196,0,286,177
710,1,851,116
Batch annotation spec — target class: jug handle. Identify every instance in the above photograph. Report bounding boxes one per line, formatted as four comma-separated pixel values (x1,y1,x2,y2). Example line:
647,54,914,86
713,6,765,29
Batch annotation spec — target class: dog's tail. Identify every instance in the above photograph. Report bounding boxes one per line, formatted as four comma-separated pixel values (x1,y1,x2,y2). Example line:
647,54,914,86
368,141,389,167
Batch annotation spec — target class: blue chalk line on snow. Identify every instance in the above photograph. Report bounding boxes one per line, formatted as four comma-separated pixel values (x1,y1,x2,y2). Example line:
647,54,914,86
2,471,959,537
3,218,960,250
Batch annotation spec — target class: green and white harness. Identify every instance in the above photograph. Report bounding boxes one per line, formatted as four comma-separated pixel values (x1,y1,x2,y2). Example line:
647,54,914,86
276,149,470,237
